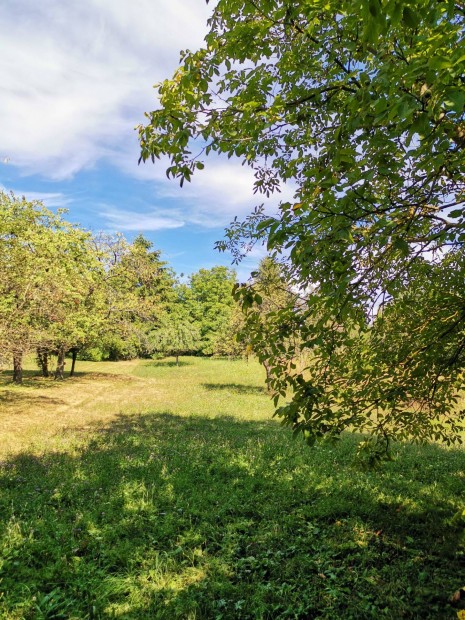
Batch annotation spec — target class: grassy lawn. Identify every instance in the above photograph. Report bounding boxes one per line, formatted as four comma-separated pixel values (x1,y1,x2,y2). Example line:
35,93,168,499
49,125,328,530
0,357,464,619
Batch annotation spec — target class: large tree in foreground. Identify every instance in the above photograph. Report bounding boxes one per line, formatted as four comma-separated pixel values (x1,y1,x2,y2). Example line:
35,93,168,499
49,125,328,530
139,1,465,457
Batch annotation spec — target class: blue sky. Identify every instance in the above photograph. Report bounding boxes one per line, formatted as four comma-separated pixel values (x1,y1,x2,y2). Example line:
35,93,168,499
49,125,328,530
0,0,287,280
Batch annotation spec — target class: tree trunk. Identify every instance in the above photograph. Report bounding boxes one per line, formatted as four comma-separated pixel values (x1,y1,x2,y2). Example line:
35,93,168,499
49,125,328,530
37,348,50,377
54,347,66,380
13,352,23,384
263,360,272,392
69,348,78,377
175,354,179,366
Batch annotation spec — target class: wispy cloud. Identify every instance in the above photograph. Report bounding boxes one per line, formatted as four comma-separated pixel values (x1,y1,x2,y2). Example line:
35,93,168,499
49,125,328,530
0,185,71,208
120,149,295,227
0,0,212,179
0,0,295,256
100,205,185,232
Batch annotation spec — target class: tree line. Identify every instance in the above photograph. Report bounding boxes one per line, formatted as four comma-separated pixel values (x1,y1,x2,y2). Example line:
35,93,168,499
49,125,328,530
0,192,250,383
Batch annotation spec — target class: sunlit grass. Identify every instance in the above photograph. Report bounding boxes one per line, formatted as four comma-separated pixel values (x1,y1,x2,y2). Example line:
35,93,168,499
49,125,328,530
0,357,464,618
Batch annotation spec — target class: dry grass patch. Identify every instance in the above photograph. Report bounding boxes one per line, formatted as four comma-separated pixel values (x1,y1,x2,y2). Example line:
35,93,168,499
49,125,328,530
0,357,271,458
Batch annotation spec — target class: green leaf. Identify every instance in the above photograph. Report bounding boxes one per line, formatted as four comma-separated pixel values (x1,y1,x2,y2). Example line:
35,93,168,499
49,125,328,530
429,56,452,71
402,6,419,28
444,88,465,113
393,237,409,255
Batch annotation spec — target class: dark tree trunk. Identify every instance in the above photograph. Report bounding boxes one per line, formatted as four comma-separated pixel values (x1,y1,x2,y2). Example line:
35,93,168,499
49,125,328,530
37,348,50,377
54,347,66,380
175,354,179,366
13,352,23,384
263,360,272,392
69,348,78,377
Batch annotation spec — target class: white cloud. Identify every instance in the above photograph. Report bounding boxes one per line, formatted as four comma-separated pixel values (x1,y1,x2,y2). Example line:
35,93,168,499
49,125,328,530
115,143,295,227
0,0,296,237
0,185,70,208
100,205,185,231
0,0,212,178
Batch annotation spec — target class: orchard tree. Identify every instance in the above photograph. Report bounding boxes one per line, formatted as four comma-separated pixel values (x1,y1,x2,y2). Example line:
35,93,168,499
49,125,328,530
38,227,105,379
213,301,249,359
239,256,301,388
150,314,200,365
0,192,104,383
0,192,48,381
185,266,237,355
139,0,465,456
92,233,175,360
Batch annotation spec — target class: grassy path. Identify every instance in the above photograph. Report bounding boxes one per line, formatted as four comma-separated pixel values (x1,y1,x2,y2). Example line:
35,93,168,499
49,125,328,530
0,358,464,618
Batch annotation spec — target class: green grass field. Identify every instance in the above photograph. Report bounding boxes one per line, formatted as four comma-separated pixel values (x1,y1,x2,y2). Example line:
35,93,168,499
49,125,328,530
0,357,464,619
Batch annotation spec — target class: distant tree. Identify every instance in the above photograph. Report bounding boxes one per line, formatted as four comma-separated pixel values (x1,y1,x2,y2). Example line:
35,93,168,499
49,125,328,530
92,233,175,361
39,233,105,379
150,314,200,365
185,266,237,355
238,257,300,389
36,347,51,378
213,302,248,358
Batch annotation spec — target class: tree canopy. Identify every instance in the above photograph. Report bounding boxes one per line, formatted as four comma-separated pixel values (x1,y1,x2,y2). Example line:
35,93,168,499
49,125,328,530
0,192,104,381
184,266,237,355
150,314,201,365
139,0,465,456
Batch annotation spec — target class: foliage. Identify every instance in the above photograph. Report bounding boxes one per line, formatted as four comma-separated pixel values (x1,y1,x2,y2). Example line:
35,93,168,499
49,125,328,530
150,314,200,364
0,192,104,381
237,256,301,387
1,357,464,618
183,266,237,355
139,0,465,450
0,195,176,378
93,233,176,360
213,301,249,358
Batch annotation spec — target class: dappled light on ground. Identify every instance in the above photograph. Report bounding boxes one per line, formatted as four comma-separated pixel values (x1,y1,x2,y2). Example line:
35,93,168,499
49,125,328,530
0,358,464,618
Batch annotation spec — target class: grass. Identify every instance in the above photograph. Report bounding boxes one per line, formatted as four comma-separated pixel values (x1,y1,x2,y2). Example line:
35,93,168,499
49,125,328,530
0,357,464,618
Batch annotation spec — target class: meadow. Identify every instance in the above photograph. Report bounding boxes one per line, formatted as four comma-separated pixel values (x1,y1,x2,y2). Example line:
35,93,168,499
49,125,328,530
0,357,464,619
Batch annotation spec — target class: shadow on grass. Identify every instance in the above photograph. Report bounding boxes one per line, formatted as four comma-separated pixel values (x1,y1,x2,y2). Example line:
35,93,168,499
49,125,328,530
0,390,66,409
0,412,464,619
148,359,193,368
0,368,49,387
202,382,267,395
0,371,68,391
0,370,136,391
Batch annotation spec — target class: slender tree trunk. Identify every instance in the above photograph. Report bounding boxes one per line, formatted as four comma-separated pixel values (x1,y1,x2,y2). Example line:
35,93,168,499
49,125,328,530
13,352,23,384
263,360,272,392
69,348,78,377
54,346,66,380
175,354,179,366
37,348,50,377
